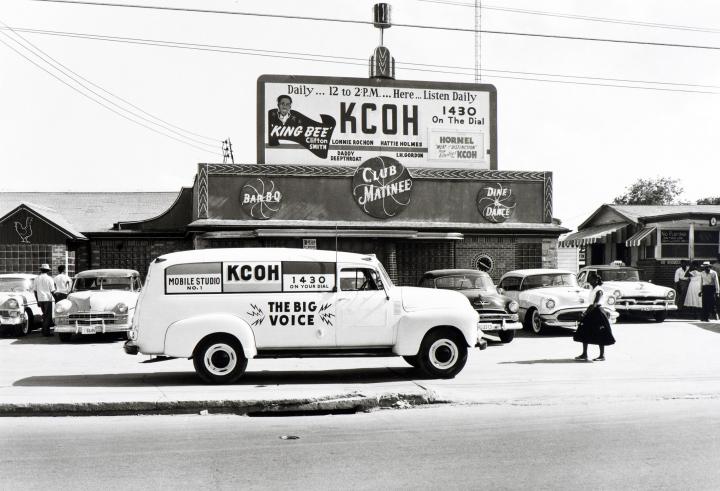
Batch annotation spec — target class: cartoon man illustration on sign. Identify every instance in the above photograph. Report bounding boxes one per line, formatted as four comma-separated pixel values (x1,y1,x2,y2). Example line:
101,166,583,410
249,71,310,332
267,94,336,159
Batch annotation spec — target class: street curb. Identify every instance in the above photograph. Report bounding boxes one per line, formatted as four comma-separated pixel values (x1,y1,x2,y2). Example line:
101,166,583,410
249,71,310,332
0,391,446,417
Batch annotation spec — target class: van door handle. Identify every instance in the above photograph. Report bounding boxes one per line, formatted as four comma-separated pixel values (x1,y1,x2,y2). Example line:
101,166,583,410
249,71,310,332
337,297,349,302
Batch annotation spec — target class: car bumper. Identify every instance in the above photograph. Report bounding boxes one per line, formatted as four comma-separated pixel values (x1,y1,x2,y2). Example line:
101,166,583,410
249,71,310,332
478,320,523,332
54,322,131,335
615,303,677,312
0,314,25,325
540,308,586,329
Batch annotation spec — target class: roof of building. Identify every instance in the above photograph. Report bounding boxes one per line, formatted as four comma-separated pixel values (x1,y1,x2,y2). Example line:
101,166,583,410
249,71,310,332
0,192,179,233
579,204,720,229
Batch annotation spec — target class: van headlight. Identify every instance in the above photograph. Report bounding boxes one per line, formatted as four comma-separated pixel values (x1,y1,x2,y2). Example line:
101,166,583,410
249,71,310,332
507,300,519,313
545,299,556,310
116,302,128,314
666,290,675,299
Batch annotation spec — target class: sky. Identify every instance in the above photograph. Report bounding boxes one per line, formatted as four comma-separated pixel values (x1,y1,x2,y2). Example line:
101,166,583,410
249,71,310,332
1,0,720,231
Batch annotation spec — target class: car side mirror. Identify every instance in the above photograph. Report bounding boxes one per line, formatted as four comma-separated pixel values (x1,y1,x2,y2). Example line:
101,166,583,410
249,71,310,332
583,284,592,290
497,287,505,295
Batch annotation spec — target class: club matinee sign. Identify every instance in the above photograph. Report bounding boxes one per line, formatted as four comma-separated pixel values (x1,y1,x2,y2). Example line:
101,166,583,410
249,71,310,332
352,156,413,219
257,75,497,169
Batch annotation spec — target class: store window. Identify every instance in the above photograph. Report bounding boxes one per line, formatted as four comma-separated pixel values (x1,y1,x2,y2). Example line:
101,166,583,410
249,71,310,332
660,230,688,258
694,230,719,259
515,243,542,269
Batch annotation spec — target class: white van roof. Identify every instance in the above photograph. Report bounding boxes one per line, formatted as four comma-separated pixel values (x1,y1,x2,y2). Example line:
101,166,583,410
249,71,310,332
154,248,378,267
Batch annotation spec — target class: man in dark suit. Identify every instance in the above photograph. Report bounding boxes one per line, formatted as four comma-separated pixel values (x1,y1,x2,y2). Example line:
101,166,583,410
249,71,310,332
268,95,300,146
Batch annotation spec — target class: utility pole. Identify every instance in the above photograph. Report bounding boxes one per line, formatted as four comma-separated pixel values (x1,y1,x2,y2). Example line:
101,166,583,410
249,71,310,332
475,0,481,82
222,138,235,164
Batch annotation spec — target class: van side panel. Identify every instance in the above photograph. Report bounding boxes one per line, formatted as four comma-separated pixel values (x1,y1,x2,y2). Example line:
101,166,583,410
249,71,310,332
164,313,258,359
393,312,478,355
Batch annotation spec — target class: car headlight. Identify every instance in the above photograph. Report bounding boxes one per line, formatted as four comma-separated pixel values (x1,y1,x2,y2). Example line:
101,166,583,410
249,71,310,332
507,300,519,313
545,299,556,310
116,302,128,314
613,290,622,298
606,296,616,306
666,290,675,299
5,298,19,310
55,300,71,314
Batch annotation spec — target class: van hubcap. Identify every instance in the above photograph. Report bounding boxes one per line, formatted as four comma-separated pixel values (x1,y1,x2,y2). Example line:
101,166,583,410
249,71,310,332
429,339,458,369
204,343,237,375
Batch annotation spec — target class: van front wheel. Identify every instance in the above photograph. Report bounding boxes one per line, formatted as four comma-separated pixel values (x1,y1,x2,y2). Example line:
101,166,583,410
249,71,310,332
193,335,248,385
417,329,468,379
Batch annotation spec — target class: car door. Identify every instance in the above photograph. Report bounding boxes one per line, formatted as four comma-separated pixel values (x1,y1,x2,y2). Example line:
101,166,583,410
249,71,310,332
335,266,392,346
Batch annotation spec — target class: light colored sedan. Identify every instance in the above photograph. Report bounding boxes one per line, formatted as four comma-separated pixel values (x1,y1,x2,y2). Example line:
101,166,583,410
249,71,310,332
54,269,142,342
498,269,617,335
0,274,44,337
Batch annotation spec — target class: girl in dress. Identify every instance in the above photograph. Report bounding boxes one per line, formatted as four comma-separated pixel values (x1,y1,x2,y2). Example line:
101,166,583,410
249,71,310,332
685,262,703,310
574,272,616,361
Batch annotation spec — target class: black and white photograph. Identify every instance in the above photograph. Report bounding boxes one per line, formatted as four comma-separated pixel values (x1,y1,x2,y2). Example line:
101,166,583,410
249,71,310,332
1,1,720,489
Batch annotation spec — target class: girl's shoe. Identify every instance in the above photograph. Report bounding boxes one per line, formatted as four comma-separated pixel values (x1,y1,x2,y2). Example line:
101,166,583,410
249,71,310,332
593,356,605,361
574,355,588,360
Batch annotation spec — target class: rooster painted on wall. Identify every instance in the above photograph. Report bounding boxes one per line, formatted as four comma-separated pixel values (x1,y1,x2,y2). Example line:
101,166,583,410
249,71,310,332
14,216,33,244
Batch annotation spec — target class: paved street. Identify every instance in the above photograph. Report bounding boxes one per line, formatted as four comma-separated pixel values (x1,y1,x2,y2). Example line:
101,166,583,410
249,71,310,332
2,399,720,490
1,319,720,411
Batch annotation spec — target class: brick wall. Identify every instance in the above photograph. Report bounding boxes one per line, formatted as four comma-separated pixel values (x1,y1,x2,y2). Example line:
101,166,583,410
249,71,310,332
637,259,677,288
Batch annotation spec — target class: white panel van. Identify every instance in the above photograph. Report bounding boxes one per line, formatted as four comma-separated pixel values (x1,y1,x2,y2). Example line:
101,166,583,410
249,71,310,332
124,248,482,384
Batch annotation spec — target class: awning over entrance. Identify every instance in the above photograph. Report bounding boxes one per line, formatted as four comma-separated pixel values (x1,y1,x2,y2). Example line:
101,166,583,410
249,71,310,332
559,223,626,247
625,226,656,247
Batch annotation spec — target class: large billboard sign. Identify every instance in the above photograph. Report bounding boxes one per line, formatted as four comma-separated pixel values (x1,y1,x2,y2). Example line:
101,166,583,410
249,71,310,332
257,75,497,169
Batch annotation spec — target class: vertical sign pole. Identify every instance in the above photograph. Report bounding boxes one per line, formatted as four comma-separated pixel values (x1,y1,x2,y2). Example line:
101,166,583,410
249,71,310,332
475,0,481,82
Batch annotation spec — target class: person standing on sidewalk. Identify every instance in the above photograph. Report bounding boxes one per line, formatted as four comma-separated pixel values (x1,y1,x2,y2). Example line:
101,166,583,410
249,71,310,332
574,272,615,361
674,260,690,310
34,263,56,336
53,264,71,302
698,261,720,322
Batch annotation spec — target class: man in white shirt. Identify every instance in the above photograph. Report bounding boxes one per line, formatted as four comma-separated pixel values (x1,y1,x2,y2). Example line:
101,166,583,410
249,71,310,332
34,263,55,336
53,264,71,301
699,261,720,322
674,260,690,310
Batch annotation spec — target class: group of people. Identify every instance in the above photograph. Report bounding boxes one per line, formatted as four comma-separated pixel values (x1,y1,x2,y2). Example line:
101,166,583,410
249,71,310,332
674,258,720,322
33,263,71,336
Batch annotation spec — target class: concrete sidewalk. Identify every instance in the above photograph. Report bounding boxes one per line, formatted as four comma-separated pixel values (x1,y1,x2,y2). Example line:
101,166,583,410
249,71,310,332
2,319,720,416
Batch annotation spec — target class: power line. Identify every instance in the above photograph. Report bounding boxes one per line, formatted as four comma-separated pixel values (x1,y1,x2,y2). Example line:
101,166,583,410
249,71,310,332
0,21,218,147
4,26,719,95
29,0,720,51
418,0,720,35
0,31,222,155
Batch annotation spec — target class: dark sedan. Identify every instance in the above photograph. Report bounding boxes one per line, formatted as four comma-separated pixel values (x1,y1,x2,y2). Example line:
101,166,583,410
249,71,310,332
419,269,522,343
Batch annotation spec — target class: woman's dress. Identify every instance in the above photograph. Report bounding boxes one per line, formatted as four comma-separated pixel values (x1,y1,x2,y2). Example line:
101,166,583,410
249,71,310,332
573,285,616,346
685,273,702,309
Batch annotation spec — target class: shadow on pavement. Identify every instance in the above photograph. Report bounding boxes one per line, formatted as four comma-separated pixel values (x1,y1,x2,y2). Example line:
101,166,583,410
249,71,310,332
689,322,720,334
515,328,574,339
498,358,585,365
13,366,426,388
9,332,124,345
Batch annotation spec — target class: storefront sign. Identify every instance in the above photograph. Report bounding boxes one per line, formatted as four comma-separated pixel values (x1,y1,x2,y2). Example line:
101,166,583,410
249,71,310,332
258,75,496,169
660,230,689,243
240,178,282,220
477,183,516,223
352,157,413,219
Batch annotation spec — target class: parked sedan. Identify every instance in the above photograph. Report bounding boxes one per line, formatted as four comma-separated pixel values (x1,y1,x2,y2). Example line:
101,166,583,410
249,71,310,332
419,269,522,343
0,274,44,337
577,264,676,322
498,269,618,335
54,269,142,342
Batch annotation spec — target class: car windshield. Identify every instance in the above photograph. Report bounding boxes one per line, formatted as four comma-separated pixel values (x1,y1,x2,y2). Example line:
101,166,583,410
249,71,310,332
522,273,578,290
434,273,497,293
0,278,31,292
73,277,133,291
597,269,640,282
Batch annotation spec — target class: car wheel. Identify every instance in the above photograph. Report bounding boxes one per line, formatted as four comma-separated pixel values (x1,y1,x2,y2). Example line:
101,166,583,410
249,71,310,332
58,333,73,343
402,355,420,368
654,311,667,323
524,308,544,335
498,329,515,343
193,335,248,385
417,329,468,379
13,316,30,337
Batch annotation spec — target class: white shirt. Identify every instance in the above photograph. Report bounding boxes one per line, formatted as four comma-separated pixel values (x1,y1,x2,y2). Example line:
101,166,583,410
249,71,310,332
588,285,604,305
674,267,689,283
54,273,71,293
34,274,56,302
